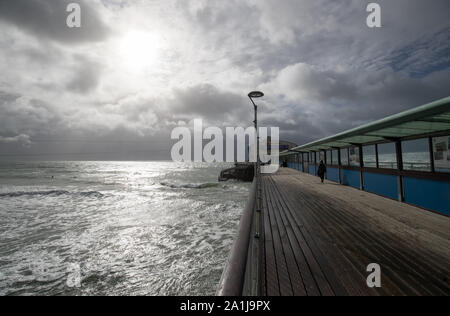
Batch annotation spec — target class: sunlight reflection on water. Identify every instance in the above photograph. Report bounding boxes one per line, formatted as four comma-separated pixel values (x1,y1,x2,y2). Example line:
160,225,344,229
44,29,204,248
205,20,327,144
0,161,249,296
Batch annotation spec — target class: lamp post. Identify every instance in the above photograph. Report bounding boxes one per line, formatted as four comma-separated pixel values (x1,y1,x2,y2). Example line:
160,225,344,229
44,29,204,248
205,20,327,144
248,91,264,180
248,91,264,295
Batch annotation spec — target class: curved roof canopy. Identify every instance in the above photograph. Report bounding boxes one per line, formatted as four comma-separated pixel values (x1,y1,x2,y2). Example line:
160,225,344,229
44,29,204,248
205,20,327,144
281,96,450,156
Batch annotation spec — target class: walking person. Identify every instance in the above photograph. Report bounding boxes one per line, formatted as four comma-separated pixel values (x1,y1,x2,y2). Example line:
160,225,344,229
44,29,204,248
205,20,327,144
317,160,326,183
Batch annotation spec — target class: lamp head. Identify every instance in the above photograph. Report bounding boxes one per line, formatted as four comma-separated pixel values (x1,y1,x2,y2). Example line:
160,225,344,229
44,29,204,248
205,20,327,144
248,91,264,98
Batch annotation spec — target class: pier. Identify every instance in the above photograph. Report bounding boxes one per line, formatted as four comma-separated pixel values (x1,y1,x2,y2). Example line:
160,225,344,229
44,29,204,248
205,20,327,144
219,168,450,296
218,97,450,296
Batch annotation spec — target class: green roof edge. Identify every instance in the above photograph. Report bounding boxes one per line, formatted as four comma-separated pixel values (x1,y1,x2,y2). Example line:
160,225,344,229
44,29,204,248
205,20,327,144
286,96,450,153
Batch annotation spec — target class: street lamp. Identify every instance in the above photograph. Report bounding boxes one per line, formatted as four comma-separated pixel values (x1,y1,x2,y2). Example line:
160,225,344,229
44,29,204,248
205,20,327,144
248,91,264,287
248,91,264,180
248,91,264,99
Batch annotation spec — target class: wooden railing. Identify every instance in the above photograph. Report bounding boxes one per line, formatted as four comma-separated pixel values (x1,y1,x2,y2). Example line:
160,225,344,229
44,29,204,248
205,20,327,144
217,179,257,296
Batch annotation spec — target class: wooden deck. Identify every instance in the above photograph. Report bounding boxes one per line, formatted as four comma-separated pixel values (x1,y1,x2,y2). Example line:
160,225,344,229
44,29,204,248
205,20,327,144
258,168,450,296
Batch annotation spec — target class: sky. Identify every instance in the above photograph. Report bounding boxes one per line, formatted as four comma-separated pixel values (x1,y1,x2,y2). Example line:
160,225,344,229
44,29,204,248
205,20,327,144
0,0,449,161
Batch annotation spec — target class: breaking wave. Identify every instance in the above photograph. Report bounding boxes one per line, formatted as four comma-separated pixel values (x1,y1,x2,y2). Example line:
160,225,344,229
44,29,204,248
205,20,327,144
159,182,220,189
0,190,104,198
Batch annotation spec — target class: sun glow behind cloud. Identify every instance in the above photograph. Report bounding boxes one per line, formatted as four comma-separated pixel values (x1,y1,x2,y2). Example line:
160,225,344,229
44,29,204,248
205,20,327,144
116,30,163,74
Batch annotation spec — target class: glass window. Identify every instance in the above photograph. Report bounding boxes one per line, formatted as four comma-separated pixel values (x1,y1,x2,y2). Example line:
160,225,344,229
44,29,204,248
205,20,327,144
303,153,308,163
326,151,331,164
349,146,360,167
319,151,325,163
340,148,349,166
332,150,339,165
402,138,431,171
432,135,450,173
378,143,397,169
309,152,314,163
363,145,376,168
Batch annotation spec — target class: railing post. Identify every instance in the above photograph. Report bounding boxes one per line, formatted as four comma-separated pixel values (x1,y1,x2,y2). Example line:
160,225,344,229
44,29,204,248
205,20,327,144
396,140,404,202
429,137,435,173
359,145,364,190
335,147,342,184
375,144,379,169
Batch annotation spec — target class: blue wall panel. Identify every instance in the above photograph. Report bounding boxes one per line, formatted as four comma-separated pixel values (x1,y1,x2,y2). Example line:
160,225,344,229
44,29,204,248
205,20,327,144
327,167,339,182
363,172,398,200
340,169,360,189
284,160,449,216
403,177,450,215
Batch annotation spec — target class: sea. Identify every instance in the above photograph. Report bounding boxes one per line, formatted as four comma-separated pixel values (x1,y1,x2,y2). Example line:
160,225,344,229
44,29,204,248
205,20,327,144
0,161,250,296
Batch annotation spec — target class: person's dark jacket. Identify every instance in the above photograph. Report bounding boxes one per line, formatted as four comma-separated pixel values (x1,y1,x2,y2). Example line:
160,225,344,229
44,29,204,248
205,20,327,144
318,163,326,177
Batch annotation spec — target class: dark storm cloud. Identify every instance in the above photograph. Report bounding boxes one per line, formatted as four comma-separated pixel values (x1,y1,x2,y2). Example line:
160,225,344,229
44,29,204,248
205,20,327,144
0,0,110,43
66,58,103,93
0,91,20,104
385,28,450,78
260,60,450,145
21,45,64,66
0,92,62,137
170,84,249,123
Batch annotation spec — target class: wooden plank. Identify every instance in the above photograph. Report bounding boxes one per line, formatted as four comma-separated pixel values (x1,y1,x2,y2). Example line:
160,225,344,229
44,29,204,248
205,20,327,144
264,177,308,296
266,168,450,296
289,187,421,295
263,178,293,296
259,186,266,296
271,189,336,296
265,179,321,296
268,176,348,296
274,178,380,296
282,175,450,295
291,175,449,279
277,177,415,295
281,176,439,295
261,179,279,296
265,177,335,296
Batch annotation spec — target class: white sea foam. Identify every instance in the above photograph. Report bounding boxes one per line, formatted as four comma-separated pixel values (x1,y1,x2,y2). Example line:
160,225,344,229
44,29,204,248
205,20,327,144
0,161,249,296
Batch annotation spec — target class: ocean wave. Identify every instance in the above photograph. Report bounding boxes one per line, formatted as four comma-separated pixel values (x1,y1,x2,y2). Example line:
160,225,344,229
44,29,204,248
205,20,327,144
159,182,220,189
0,190,104,198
